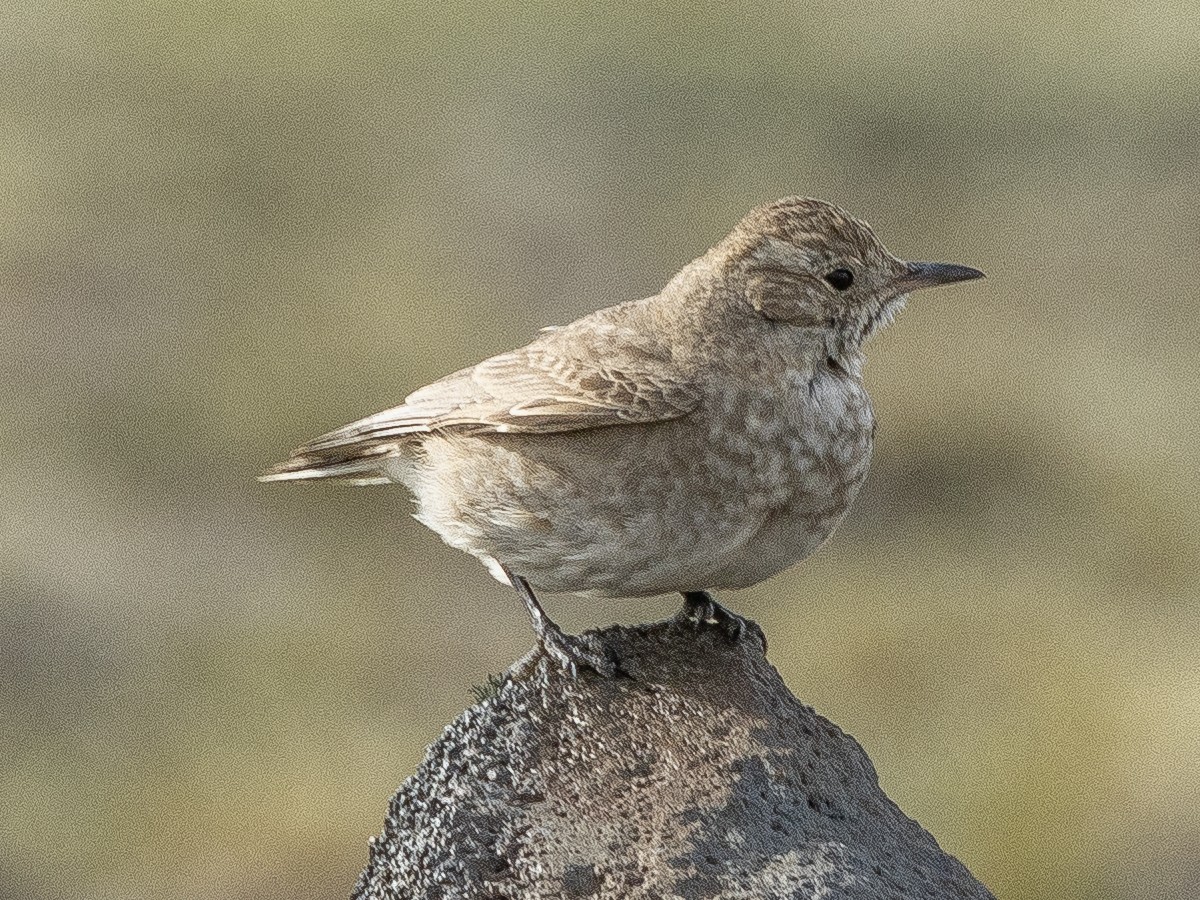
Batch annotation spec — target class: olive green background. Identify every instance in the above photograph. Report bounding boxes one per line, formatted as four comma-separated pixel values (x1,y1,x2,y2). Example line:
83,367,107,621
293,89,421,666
3,3,1197,899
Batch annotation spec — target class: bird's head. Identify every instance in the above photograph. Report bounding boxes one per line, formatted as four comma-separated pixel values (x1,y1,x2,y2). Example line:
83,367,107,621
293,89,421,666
721,197,983,356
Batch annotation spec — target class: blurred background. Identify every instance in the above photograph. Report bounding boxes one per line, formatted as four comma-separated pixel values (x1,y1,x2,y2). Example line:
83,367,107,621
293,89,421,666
2,2,1198,898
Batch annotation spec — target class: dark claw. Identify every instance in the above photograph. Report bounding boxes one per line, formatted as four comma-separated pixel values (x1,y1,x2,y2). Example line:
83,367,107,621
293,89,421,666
537,624,619,678
677,591,767,652
503,565,621,678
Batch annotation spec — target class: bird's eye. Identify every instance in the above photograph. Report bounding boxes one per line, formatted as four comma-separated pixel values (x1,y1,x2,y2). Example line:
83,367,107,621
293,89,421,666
824,268,854,291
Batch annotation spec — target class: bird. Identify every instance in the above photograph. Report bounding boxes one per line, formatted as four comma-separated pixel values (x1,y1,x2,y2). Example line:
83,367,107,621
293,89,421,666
261,197,984,675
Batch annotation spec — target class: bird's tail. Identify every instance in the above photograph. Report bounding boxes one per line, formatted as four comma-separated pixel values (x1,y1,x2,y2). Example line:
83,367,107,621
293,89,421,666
258,441,401,485
261,401,433,485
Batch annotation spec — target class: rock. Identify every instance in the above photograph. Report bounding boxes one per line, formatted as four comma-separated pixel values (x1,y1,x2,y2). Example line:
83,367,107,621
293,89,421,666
353,616,995,899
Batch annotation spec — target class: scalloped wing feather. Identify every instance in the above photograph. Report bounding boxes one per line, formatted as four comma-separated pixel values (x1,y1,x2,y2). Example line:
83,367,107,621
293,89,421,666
259,328,700,481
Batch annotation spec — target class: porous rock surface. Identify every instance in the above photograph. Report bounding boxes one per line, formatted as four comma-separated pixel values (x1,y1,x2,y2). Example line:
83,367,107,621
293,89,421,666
353,617,994,899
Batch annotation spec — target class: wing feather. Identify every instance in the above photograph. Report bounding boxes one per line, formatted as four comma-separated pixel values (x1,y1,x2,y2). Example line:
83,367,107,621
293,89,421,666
260,321,700,481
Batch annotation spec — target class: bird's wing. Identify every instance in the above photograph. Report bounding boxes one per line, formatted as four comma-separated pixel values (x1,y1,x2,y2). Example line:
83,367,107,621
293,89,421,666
260,321,700,481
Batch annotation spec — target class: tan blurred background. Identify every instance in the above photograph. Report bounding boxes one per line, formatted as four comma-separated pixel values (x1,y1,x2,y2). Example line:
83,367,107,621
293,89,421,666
2,2,1198,899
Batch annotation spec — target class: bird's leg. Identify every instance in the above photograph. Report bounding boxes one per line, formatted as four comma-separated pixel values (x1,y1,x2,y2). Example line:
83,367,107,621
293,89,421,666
503,566,618,678
677,590,766,650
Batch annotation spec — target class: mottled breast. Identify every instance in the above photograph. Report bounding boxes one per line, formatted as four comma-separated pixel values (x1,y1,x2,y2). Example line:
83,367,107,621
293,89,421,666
701,361,875,589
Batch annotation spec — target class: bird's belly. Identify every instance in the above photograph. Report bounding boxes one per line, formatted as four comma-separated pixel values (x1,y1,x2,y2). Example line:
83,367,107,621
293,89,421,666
704,498,857,591
407,376,873,598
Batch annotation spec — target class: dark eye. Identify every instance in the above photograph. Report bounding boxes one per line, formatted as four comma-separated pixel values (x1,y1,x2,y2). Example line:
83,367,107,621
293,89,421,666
824,268,854,291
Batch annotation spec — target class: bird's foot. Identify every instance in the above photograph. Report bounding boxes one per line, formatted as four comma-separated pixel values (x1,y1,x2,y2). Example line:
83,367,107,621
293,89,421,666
677,591,767,652
535,622,619,679
504,565,620,678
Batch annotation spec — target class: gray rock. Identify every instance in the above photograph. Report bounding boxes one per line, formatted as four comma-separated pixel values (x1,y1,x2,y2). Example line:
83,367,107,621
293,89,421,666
354,617,995,899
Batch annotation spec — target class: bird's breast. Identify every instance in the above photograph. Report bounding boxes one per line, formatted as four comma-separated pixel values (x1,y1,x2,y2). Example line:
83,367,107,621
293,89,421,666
693,364,874,587
704,365,874,508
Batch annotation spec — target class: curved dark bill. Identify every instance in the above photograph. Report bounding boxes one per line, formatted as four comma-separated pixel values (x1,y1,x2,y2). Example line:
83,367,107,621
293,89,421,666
899,261,985,290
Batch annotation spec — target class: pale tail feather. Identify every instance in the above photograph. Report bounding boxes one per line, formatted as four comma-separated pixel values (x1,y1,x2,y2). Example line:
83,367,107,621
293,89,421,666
258,442,400,484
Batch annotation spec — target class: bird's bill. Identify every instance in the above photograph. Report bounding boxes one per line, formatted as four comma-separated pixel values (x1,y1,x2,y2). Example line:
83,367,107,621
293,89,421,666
897,261,985,291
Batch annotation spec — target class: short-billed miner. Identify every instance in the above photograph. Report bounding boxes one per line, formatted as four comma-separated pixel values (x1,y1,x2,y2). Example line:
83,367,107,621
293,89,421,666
262,197,983,674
